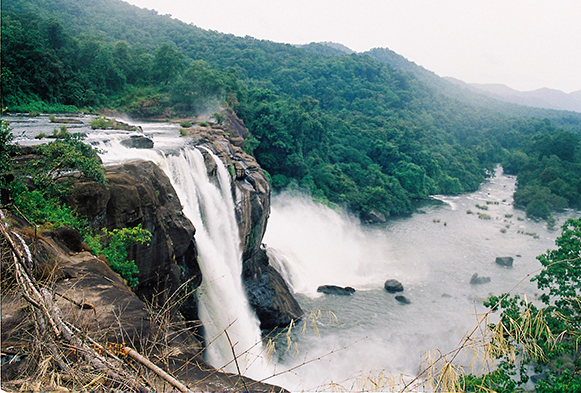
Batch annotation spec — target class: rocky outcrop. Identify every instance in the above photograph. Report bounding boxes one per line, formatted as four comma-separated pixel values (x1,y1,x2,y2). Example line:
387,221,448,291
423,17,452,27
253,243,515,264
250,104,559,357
243,248,302,330
1,218,287,392
120,135,154,149
64,160,201,321
182,114,303,329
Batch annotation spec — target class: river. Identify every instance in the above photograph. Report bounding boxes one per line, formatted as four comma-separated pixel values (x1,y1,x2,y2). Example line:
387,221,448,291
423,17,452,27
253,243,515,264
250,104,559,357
263,169,579,391
5,114,579,391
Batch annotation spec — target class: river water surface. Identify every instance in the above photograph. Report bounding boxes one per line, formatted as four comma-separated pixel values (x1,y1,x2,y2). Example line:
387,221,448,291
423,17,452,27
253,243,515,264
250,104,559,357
263,169,579,391
5,114,579,391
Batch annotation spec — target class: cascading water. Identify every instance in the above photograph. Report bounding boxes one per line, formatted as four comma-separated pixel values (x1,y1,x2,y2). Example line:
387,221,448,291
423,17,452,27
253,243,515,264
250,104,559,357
89,131,270,379
162,148,269,378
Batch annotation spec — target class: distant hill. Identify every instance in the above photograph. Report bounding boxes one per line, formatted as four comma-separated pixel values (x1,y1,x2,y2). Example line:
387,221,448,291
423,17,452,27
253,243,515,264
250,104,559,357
445,78,581,113
364,48,581,129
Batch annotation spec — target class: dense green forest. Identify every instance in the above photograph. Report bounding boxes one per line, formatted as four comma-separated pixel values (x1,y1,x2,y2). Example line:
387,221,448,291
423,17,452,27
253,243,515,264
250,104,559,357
2,0,581,220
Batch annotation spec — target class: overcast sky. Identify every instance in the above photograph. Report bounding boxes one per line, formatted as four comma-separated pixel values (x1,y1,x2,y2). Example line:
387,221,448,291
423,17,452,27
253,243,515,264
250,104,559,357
124,0,581,93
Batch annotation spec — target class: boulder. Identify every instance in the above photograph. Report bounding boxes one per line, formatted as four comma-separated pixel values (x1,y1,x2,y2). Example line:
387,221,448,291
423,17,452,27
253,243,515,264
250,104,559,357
243,248,303,330
64,160,201,318
361,209,387,224
384,279,404,293
317,285,356,296
470,273,491,285
120,135,154,149
395,295,411,304
495,256,514,267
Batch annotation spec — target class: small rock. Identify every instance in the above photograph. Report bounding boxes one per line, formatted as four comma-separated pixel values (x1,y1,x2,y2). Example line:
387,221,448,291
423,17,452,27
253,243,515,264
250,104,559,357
395,295,411,304
495,256,514,267
121,135,154,149
470,273,491,285
317,285,356,296
384,279,404,293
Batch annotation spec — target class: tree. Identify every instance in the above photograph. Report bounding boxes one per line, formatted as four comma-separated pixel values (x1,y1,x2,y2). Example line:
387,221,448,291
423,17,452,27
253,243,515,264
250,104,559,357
151,43,185,85
463,218,581,392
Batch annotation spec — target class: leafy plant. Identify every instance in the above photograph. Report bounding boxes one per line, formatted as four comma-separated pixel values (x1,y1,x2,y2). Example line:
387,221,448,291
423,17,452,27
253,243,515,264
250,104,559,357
85,224,151,288
462,218,581,392
30,133,105,196
0,120,15,175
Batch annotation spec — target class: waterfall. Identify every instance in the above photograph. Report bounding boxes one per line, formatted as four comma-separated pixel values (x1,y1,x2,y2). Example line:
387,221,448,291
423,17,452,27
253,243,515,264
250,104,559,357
93,135,269,378
161,148,269,378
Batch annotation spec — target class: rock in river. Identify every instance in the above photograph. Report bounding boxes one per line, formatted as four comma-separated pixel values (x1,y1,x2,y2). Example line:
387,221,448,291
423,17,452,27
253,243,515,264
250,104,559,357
384,279,404,293
495,256,514,267
317,285,356,296
470,273,491,285
395,295,411,304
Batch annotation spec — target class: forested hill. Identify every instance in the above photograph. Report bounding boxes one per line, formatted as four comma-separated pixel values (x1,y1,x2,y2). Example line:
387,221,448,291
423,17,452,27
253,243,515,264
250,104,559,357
2,0,581,220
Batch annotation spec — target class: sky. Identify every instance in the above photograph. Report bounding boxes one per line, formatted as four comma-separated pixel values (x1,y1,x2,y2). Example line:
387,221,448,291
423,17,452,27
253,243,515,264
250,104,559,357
124,0,581,93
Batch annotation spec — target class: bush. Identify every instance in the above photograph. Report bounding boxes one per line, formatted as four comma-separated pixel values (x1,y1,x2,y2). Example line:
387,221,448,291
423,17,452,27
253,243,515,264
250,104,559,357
179,121,193,128
85,224,151,288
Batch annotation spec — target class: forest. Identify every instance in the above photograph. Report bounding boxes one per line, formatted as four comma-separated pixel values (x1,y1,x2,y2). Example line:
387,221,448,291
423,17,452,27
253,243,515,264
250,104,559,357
2,0,581,220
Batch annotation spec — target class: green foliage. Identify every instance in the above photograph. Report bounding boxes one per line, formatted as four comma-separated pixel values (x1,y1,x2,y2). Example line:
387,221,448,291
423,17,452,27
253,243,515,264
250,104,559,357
90,116,113,129
11,182,87,230
3,0,581,220
179,120,192,128
85,224,151,288
0,120,15,175
30,133,105,196
463,218,581,392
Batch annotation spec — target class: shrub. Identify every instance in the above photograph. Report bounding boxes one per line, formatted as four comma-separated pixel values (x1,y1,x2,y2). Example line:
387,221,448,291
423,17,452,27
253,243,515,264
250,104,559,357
85,224,151,288
179,121,193,128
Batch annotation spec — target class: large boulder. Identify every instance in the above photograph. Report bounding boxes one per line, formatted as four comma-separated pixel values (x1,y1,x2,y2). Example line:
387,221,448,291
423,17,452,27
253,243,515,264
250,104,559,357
384,279,404,293
64,160,201,319
243,248,303,330
120,135,154,149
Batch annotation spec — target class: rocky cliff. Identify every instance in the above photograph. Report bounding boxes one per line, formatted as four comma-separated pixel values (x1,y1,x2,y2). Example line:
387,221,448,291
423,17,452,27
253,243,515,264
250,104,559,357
182,109,303,329
63,109,301,330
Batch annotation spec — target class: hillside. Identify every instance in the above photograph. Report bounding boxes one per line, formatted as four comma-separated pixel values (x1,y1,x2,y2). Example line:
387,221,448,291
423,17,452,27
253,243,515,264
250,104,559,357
2,0,581,219
444,79,581,113
365,47,581,129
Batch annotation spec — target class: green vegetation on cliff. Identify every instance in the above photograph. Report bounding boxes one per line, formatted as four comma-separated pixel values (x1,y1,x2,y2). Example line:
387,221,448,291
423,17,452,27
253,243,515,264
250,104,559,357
2,0,581,219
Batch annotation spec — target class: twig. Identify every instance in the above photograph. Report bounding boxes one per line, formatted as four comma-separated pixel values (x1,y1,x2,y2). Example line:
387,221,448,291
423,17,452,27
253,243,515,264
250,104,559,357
123,346,190,393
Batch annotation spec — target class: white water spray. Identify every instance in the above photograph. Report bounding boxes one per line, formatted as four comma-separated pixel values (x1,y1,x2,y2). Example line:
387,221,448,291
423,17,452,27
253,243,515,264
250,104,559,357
91,132,269,378
162,148,269,377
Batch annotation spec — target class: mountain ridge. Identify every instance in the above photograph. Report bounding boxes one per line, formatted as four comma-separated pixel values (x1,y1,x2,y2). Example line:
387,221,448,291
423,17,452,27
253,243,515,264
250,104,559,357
445,78,581,113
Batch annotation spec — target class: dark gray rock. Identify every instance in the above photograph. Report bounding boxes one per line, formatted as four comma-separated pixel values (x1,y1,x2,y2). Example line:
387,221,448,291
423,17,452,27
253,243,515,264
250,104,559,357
121,135,154,149
361,209,387,224
495,256,514,267
244,248,303,330
470,273,491,285
395,295,411,304
317,285,356,296
384,279,404,293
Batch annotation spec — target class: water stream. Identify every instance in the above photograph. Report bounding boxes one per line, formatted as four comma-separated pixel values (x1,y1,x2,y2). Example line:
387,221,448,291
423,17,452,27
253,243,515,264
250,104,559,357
263,169,579,391
6,115,579,391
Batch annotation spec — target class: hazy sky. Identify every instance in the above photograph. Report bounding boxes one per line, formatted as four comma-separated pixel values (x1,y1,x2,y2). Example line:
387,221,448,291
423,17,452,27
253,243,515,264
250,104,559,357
124,0,581,93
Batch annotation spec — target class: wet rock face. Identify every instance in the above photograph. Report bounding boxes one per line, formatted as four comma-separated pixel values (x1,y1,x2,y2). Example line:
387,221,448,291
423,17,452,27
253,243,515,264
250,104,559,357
243,248,303,330
186,113,302,329
64,160,201,316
